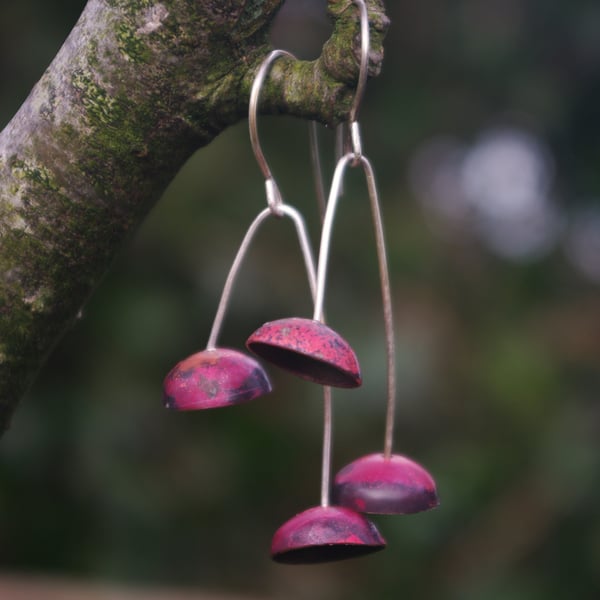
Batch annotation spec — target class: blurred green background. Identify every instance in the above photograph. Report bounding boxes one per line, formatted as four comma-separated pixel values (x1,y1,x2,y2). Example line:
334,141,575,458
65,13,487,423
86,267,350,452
1,1,599,598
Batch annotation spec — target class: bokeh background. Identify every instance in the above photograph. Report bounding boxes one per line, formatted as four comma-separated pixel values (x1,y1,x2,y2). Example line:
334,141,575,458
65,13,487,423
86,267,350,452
1,1,599,598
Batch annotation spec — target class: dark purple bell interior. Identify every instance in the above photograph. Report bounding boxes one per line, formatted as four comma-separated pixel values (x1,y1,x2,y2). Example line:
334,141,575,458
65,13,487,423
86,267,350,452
273,541,383,565
270,505,385,565
332,453,439,515
246,317,361,388
246,343,355,387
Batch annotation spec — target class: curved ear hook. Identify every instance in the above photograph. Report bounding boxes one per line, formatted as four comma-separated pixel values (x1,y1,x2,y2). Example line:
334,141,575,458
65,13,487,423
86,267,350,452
349,0,370,125
249,49,297,216
333,0,370,162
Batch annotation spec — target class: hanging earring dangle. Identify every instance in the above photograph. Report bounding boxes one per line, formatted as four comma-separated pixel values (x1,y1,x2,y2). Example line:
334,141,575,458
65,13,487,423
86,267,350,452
270,347,386,564
270,110,385,566
246,74,362,389
327,150,439,513
305,0,439,515
162,50,317,411
162,0,435,565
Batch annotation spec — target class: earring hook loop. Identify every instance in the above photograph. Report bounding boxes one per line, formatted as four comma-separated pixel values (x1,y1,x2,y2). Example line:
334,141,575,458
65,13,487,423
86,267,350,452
249,49,297,216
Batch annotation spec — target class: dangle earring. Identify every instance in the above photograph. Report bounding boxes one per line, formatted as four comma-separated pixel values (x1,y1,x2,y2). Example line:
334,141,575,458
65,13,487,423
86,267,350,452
162,51,317,411
162,0,435,565
245,62,362,389
266,65,384,568
271,377,383,564
162,238,272,410
328,149,438,513
308,0,439,515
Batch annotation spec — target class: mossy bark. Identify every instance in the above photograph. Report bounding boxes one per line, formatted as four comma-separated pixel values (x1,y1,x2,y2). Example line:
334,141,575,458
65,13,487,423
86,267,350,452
0,0,388,434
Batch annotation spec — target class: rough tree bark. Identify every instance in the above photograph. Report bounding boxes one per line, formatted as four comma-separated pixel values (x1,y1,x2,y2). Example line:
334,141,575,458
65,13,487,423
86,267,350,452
0,0,389,434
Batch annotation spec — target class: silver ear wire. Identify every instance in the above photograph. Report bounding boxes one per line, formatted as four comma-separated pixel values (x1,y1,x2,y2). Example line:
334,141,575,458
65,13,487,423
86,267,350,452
248,49,297,216
349,0,370,124
207,50,319,349
333,0,370,163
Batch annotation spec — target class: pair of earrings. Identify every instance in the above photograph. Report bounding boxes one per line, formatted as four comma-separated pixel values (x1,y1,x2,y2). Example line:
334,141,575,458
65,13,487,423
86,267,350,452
163,0,438,564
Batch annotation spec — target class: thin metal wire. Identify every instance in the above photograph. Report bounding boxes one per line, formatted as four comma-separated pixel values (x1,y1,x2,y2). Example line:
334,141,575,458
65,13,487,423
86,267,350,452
207,204,317,350
249,49,296,216
361,156,396,459
206,209,270,350
313,154,352,321
350,121,363,163
309,121,327,218
320,385,333,507
309,121,335,508
315,152,397,459
335,123,347,163
349,0,370,124
313,156,348,509
288,204,318,303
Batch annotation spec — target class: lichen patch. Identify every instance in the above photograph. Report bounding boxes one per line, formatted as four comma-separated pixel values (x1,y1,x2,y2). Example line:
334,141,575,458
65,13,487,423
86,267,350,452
72,71,117,125
6,213,30,234
23,287,54,314
136,3,170,35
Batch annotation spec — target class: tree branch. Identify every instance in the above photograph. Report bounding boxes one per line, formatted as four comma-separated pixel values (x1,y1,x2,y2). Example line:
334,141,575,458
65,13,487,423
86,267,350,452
0,0,389,434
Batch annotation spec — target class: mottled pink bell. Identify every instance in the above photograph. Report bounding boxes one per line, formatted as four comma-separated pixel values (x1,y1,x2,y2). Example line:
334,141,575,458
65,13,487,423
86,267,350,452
163,348,271,410
271,505,385,564
246,317,361,388
332,453,439,515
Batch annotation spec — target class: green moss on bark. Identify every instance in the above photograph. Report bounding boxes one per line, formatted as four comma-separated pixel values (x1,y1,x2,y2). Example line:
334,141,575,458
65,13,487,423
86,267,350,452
116,22,152,62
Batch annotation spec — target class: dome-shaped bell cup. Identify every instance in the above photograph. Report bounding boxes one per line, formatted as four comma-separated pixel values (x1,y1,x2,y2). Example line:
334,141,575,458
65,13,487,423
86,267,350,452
163,348,272,410
332,453,440,515
270,505,386,564
246,317,362,388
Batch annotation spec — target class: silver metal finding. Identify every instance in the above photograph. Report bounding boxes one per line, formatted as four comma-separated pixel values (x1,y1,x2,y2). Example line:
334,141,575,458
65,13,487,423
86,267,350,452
350,121,363,164
315,152,397,459
309,121,327,219
340,0,369,162
320,385,333,507
207,204,317,351
349,0,370,125
249,49,296,216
